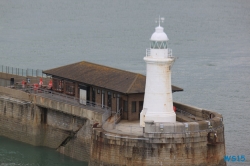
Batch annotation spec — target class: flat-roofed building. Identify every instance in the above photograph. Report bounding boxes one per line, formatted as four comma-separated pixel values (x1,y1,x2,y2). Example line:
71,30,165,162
43,61,182,121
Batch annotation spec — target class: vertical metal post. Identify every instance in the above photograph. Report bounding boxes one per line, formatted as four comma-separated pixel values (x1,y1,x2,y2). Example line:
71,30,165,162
26,68,28,77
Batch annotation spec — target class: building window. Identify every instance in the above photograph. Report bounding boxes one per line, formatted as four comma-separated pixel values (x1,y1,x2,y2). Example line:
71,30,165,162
123,100,128,112
65,81,75,95
53,78,64,92
92,88,96,104
132,101,136,113
97,89,100,94
107,92,112,108
116,94,120,112
113,93,116,98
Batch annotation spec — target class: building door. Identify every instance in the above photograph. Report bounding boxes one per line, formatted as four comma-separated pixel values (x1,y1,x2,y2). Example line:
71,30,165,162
123,100,128,120
116,97,120,112
101,91,105,108
80,89,87,105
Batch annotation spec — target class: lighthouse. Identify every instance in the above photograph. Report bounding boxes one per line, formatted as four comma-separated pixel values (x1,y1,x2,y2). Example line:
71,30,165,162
140,18,176,127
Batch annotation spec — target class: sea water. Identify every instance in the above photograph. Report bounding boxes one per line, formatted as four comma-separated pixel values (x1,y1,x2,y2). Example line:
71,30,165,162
0,0,249,165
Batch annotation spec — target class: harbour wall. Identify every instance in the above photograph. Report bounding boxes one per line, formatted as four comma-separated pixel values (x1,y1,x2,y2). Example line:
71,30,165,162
0,74,226,165
0,85,103,162
89,103,226,166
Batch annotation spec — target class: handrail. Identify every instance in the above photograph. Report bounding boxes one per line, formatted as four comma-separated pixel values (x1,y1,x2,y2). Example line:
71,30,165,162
26,87,110,112
145,48,173,58
146,48,151,57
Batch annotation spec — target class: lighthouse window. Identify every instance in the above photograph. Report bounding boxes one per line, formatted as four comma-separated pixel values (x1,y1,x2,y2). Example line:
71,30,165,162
150,41,167,49
151,41,156,48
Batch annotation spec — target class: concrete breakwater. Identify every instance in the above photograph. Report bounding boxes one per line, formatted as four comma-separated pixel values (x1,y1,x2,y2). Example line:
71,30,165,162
0,80,226,165
0,85,101,162
90,102,226,166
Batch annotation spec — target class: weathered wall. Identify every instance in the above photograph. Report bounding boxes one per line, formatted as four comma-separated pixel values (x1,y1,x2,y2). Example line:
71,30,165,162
32,95,103,124
0,99,43,145
57,120,92,161
0,86,95,162
90,128,226,166
90,102,226,166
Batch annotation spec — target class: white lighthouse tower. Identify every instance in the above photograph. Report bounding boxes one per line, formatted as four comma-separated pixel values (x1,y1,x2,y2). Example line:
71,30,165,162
140,18,176,127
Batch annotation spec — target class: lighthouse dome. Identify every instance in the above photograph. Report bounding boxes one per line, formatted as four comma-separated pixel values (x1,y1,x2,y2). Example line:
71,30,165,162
150,26,169,41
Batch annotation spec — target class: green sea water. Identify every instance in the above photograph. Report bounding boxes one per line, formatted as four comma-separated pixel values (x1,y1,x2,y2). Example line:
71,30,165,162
0,136,87,165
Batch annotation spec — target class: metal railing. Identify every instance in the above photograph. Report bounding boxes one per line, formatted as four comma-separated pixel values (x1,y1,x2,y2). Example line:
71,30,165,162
145,48,173,58
23,87,110,113
0,65,47,78
104,122,223,139
176,108,196,119
168,48,173,57
0,78,11,87
146,48,151,57
102,106,223,136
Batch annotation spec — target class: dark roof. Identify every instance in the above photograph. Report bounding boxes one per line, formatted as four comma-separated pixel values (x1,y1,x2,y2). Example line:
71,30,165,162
43,61,183,94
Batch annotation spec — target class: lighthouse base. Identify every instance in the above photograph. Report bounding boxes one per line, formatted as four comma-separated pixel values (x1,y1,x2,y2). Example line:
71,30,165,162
140,109,176,127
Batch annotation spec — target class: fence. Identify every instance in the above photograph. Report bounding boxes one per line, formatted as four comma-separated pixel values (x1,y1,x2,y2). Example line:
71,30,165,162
20,86,111,113
0,65,46,77
0,78,11,87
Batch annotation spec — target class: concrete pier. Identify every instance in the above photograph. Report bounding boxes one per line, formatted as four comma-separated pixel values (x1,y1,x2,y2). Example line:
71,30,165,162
90,103,226,166
0,73,226,165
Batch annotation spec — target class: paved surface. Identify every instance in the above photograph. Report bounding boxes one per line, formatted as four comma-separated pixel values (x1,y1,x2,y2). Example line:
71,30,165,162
115,120,143,135
103,117,144,136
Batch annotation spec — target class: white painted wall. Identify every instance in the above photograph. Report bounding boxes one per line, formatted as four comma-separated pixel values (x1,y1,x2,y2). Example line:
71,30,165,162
140,25,176,127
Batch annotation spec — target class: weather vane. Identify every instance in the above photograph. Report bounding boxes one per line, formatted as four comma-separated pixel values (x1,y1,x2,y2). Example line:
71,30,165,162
155,16,164,27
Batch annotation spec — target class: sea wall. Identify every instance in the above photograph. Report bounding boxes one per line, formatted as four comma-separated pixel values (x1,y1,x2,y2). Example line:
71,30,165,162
90,128,225,166
0,82,226,165
0,86,96,162
89,104,226,166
